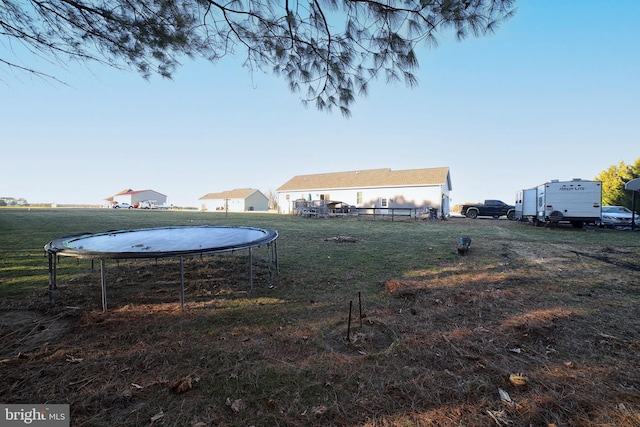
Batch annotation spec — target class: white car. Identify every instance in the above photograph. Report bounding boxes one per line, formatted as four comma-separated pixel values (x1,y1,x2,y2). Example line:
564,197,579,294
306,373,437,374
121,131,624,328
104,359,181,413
113,202,134,209
598,206,634,228
138,200,158,209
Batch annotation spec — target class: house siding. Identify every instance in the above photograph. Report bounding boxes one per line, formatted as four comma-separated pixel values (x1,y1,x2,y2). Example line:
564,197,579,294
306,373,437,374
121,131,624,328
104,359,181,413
245,192,269,211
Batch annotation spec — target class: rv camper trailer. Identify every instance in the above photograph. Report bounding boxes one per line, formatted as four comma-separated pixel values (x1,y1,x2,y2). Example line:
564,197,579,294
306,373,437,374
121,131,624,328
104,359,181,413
516,179,602,227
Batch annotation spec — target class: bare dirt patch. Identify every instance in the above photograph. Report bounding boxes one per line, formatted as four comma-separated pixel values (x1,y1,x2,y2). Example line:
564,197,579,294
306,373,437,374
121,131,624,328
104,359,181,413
323,319,397,356
324,235,359,243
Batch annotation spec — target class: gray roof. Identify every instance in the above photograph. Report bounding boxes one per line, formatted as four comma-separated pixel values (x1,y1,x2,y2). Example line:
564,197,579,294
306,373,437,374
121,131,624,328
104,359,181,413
277,167,451,191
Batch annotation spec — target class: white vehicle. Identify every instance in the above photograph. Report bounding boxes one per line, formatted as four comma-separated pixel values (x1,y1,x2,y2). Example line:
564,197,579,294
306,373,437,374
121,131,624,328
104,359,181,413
597,206,634,228
113,202,133,209
516,179,602,228
139,200,158,209
514,188,536,221
534,179,601,228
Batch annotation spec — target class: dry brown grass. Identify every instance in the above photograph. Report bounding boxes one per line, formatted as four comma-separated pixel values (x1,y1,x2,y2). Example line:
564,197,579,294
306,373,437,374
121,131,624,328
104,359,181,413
1,215,640,426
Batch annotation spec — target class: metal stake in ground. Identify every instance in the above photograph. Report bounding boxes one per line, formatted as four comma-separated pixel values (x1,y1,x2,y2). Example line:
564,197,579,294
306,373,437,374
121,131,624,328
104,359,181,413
358,292,363,327
347,300,352,341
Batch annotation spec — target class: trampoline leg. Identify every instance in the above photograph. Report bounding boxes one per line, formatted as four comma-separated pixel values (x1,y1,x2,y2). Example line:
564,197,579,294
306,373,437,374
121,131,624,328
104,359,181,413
100,259,107,313
180,256,185,310
249,247,253,292
275,240,279,273
270,240,279,274
53,255,58,289
48,253,56,306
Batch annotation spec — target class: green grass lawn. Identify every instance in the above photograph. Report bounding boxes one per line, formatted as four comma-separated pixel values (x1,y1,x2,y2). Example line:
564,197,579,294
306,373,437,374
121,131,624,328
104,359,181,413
1,208,639,426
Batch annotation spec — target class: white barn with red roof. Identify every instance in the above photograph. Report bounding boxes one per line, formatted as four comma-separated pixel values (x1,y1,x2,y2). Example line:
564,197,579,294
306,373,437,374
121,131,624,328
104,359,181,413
106,189,168,208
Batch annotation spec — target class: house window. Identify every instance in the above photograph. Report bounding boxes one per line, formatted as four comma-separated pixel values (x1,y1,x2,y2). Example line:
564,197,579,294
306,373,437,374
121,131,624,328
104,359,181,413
357,192,362,204
320,194,330,201
381,198,388,208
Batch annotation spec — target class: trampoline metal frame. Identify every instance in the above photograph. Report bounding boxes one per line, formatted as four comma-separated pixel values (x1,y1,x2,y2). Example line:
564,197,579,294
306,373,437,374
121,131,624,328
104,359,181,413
45,226,279,312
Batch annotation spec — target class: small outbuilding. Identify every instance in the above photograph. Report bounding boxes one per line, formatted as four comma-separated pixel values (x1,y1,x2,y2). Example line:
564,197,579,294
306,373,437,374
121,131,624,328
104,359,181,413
199,188,269,212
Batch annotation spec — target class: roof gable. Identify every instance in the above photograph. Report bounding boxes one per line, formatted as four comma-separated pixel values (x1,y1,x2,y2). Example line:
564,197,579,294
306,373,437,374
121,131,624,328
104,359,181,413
277,167,451,191
108,188,167,199
199,188,263,200
127,189,167,197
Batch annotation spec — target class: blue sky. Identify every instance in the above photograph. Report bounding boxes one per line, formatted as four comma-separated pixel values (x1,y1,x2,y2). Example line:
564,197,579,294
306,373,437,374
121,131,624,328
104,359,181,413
1,0,638,208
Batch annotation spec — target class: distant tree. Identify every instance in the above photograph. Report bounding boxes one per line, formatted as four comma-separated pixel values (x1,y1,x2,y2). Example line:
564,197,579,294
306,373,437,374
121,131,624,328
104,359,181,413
629,157,640,178
1,0,515,115
265,189,278,211
595,159,640,208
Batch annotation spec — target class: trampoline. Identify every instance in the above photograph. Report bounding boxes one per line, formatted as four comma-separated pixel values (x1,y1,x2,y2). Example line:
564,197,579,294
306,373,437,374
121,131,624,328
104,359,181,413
45,225,279,312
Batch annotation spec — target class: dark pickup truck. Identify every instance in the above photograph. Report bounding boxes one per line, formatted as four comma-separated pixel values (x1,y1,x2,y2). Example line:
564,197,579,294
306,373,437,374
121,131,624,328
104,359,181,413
460,199,516,220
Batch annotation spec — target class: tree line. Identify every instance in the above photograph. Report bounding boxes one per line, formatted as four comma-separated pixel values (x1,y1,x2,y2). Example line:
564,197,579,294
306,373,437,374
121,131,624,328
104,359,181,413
595,158,640,208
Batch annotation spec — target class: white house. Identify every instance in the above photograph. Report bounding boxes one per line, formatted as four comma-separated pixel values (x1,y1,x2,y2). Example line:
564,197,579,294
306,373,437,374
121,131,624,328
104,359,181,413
199,188,269,212
276,167,452,216
106,189,168,207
